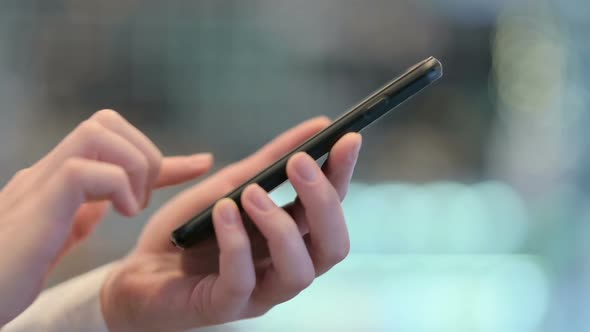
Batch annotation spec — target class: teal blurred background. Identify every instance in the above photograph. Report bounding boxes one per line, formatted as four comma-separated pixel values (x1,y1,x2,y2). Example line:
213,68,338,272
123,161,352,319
0,0,586,331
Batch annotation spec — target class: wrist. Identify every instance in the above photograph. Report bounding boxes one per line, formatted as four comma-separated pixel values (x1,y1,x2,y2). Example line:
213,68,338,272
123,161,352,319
100,261,131,332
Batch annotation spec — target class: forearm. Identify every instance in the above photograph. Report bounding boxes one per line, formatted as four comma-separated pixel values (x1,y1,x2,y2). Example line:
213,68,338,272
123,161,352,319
1,263,116,332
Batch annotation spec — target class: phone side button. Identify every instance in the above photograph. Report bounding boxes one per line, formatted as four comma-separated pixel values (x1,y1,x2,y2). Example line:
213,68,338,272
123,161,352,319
365,96,388,110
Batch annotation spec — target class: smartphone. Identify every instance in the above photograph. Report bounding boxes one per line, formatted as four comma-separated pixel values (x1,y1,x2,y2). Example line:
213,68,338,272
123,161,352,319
171,56,443,249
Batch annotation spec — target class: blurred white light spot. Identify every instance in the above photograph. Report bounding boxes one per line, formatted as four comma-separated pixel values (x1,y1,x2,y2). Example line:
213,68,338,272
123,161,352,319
493,3,566,116
340,181,529,253
476,181,528,252
475,258,548,331
219,255,548,332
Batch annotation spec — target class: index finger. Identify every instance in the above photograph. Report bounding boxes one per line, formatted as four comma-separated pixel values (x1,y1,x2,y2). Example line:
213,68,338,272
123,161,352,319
153,154,214,188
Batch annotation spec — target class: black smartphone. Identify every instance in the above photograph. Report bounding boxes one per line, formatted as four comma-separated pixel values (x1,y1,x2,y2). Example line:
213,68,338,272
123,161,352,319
171,56,443,249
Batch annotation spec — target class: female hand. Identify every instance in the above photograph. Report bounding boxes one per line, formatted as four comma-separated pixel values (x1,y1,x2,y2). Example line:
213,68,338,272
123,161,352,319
0,110,213,326
100,117,362,332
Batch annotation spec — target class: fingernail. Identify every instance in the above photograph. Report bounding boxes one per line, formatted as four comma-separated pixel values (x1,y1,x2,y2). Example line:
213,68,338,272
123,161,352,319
292,154,317,182
219,199,238,225
247,185,275,212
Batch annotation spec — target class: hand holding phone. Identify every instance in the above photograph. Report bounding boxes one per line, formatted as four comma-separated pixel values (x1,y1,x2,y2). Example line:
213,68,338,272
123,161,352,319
172,56,443,248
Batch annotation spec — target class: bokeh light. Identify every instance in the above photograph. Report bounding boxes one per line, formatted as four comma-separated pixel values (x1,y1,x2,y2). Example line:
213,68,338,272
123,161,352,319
273,180,529,254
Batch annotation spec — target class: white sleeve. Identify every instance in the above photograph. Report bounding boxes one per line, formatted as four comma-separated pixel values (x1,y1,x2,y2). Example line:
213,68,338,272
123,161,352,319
2,263,115,332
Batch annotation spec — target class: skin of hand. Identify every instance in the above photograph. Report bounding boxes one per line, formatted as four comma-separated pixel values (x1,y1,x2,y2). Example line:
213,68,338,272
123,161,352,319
0,110,213,326
100,116,363,332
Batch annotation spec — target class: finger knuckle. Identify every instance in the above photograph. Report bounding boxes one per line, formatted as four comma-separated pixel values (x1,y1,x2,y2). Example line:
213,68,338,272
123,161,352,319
271,223,297,244
227,276,256,298
93,109,124,124
287,269,315,291
301,183,333,207
128,153,150,175
223,239,248,261
112,166,128,182
192,276,216,318
281,275,312,294
61,158,86,183
77,120,103,139
323,241,350,265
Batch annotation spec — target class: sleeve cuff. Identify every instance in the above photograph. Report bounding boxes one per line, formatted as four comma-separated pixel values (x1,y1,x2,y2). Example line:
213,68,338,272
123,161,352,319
2,263,116,332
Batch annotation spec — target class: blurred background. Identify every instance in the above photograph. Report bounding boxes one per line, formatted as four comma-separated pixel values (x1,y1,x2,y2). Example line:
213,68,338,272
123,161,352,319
0,0,587,331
